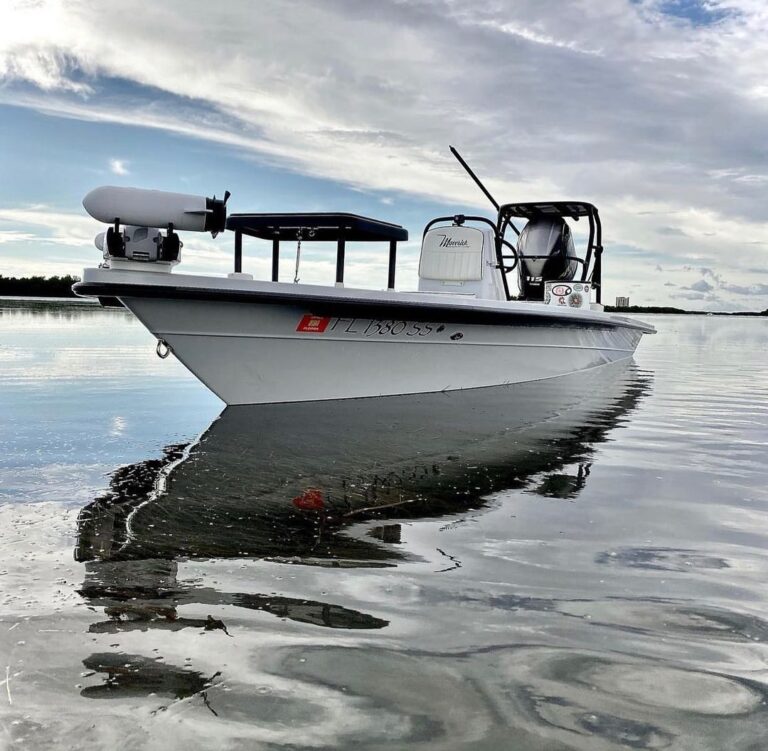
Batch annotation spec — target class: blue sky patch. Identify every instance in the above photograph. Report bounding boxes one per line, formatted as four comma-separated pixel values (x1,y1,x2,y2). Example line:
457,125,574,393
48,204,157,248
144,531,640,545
652,0,732,26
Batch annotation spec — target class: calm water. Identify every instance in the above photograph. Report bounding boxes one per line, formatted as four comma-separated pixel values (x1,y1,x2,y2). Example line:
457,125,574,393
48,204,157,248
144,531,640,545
0,299,767,750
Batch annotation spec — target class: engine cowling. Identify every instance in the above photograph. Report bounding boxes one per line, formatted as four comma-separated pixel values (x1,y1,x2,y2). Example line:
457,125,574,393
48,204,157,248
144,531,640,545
516,217,578,300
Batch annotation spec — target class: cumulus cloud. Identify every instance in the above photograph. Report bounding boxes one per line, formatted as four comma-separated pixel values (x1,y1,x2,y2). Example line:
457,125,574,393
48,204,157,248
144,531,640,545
0,0,767,309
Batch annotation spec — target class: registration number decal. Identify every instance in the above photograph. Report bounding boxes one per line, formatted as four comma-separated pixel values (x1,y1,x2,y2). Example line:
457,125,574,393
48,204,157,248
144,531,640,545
296,315,449,338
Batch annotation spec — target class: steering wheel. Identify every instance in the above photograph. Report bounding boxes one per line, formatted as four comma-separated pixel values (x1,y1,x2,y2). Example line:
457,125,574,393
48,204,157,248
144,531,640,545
499,238,519,273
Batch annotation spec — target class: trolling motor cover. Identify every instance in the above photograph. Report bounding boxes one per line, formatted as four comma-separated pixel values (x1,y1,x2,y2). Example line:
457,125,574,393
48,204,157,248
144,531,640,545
516,217,578,300
83,186,228,234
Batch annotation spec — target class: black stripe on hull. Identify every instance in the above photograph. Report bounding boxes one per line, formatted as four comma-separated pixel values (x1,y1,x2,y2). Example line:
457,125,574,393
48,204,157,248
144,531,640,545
74,281,639,332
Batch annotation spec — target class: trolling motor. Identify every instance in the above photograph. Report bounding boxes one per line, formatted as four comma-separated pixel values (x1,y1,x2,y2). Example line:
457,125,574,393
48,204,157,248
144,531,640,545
84,186,230,268
96,222,181,262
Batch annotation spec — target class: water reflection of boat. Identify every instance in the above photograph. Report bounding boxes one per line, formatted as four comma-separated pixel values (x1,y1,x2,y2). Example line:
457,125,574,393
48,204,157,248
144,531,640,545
78,557,389,633
76,363,649,569
73,364,650,707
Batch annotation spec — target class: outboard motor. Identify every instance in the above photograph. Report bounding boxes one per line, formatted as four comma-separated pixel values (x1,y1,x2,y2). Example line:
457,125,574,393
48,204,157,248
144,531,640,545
516,217,578,300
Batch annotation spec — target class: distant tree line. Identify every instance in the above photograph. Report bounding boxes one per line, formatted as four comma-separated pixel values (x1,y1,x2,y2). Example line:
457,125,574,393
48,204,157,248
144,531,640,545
605,304,767,316
0,274,80,297
605,305,689,314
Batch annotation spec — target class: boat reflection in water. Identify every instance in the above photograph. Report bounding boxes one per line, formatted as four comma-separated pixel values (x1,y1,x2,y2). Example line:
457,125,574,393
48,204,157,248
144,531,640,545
77,362,648,564
74,363,649,703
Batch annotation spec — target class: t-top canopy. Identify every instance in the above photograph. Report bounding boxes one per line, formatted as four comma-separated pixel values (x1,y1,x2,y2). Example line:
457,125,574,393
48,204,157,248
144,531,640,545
226,212,409,242
499,202,598,221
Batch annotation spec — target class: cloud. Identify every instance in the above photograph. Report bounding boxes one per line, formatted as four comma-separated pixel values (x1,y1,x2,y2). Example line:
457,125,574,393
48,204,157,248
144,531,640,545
672,289,713,301
1,1,767,210
689,278,714,292
0,205,100,247
672,262,768,302
109,158,129,176
0,229,38,244
720,282,768,296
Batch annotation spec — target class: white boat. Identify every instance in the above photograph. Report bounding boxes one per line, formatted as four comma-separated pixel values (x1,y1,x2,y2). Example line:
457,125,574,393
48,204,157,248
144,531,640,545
74,151,654,405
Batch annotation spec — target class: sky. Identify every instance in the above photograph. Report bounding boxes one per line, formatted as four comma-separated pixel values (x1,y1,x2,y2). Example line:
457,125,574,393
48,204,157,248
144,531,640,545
1,0,767,310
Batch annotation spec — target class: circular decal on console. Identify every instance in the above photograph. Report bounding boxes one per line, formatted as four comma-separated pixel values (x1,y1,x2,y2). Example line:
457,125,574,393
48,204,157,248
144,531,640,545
569,293,583,308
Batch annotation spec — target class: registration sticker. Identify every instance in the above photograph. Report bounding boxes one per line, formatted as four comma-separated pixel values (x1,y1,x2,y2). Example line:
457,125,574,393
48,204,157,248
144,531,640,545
296,315,332,333
296,315,453,338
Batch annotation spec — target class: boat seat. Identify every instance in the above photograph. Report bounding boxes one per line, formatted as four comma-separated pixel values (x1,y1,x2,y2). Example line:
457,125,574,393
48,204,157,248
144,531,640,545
419,227,483,281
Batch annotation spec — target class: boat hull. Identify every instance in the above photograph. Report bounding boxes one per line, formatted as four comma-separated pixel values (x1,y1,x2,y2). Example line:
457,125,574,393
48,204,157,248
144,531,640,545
74,268,653,405
122,296,645,405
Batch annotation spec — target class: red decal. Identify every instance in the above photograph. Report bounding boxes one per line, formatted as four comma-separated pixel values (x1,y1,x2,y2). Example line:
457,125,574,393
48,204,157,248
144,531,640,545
292,488,325,511
297,315,331,333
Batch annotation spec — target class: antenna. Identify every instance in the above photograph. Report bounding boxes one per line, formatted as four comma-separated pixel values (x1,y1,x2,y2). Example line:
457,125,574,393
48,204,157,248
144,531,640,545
449,146,519,236
449,145,499,211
